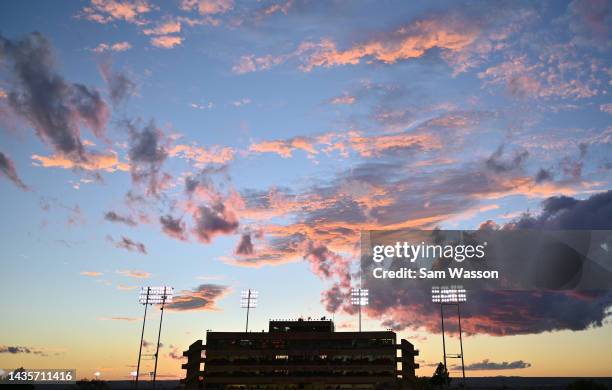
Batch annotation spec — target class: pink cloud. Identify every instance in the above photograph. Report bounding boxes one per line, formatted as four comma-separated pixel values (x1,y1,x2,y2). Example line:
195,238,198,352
150,35,182,49
81,0,153,25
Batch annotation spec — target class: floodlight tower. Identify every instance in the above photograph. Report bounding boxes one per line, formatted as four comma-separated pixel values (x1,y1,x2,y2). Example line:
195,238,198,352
351,288,369,332
240,289,258,332
136,286,173,390
432,285,466,380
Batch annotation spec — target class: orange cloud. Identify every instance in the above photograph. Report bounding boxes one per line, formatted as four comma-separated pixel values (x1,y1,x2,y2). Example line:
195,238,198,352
247,130,442,159
81,271,103,277
234,17,479,73
168,144,234,166
151,35,182,49
249,136,317,158
81,0,152,24
117,269,151,279
166,284,230,311
348,132,441,157
97,316,139,322
32,152,129,172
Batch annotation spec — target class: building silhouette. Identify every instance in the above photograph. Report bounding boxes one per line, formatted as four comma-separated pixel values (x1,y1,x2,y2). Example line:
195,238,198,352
182,318,419,389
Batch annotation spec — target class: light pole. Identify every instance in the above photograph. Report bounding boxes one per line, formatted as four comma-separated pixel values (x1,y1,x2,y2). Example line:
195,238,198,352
351,288,369,332
432,285,467,381
136,286,173,389
240,289,258,332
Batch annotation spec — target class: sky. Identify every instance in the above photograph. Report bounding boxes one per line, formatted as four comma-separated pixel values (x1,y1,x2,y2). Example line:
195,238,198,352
0,0,611,382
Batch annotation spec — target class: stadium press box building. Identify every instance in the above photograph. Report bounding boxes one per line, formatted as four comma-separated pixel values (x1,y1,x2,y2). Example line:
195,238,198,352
182,319,419,389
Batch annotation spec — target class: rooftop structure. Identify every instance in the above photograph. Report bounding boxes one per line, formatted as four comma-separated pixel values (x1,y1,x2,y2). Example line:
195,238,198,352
182,318,419,389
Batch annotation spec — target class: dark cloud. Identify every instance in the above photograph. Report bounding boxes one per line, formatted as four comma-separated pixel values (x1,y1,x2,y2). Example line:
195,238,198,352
109,235,147,254
193,203,239,243
127,120,168,196
0,151,29,190
160,214,187,241
325,191,612,336
0,32,109,161
507,190,612,229
0,345,45,355
304,241,350,285
235,233,254,255
104,211,137,227
185,176,199,195
168,345,183,360
535,168,553,183
99,62,136,105
166,284,229,311
459,359,531,370
485,145,529,173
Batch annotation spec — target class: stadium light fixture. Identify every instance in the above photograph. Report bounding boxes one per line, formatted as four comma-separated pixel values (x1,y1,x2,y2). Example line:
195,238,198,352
241,289,258,332
135,286,173,390
351,288,368,332
431,285,467,303
432,285,466,382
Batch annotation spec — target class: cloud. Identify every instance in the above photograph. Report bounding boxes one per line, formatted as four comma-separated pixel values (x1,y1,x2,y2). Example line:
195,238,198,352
0,33,109,162
330,94,356,105
80,271,103,277
168,345,183,360
348,191,612,336
80,0,153,25
143,21,181,35
193,203,239,243
485,145,529,173
232,98,251,107
180,0,234,16
111,236,148,254
126,120,168,196
117,269,151,279
535,168,554,183
160,214,187,241
104,211,137,226
99,62,136,105
478,50,606,100
247,129,442,159
97,316,139,322
249,136,317,158
166,284,230,311
0,345,46,355
235,233,253,255
260,0,293,17
505,190,612,230
117,284,138,290
168,143,234,167
150,36,183,49
461,359,532,371
233,14,478,73
232,54,287,74
566,0,611,46
91,41,132,53
31,151,128,173
0,151,29,190
600,103,612,114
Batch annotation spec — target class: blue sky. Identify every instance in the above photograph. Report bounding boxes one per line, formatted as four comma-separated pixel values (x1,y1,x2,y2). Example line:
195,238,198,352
0,0,611,381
